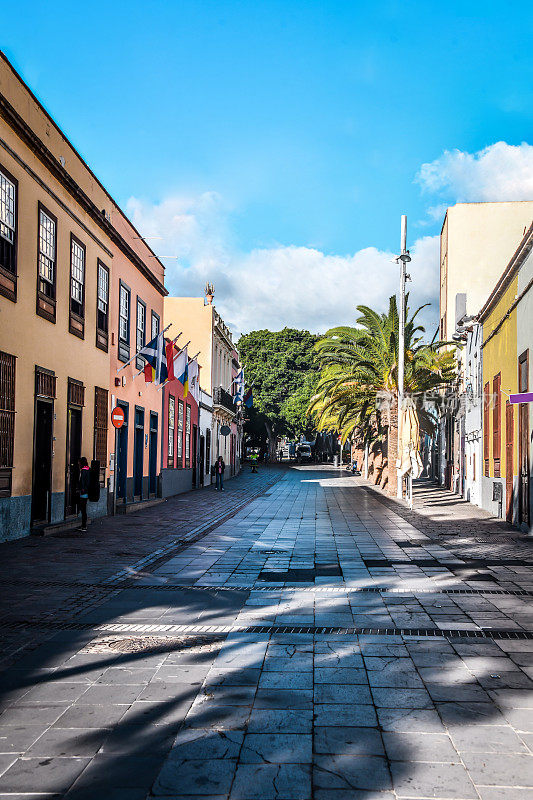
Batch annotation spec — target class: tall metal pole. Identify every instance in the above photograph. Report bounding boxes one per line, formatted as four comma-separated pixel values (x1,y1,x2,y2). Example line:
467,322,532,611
397,215,407,499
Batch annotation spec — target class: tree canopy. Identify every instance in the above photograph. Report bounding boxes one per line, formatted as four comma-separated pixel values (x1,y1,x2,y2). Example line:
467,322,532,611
237,327,319,447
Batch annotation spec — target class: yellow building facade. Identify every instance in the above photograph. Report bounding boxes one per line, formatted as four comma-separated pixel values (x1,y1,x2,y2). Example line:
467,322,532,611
0,52,166,540
479,225,533,526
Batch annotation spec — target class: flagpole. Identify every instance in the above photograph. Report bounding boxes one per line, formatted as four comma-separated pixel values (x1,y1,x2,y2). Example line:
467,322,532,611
116,323,172,372
156,341,191,391
133,333,182,379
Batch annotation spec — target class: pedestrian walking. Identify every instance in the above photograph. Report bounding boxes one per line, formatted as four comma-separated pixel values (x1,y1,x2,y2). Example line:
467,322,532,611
250,451,258,473
78,457,90,531
215,456,225,491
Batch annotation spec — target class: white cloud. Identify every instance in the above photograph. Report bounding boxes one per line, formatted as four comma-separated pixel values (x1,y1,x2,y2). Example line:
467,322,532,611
126,191,440,338
416,141,533,202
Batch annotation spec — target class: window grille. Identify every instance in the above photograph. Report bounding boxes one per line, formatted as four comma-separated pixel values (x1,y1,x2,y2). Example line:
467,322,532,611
94,387,108,484
35,366,56,399
177,400,184,463
70,239,85,306
38,209,56,296
0,351,16,477
68,378,85,407
0,171,15,245
119,285,129,341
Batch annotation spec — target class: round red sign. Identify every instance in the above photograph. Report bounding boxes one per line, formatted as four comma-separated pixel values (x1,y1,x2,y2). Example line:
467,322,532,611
111,406,125,429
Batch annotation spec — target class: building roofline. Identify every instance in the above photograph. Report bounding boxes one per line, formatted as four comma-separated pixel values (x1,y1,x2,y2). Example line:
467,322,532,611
0,50,167,296
478,222,533,322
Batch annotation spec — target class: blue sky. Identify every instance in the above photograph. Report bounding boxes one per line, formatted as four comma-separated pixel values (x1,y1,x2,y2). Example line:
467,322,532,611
3,1,533,333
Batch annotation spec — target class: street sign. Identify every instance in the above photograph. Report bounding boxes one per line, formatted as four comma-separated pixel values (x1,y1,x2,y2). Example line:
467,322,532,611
510,392,533,405
111,406,125,429
220,425,231,437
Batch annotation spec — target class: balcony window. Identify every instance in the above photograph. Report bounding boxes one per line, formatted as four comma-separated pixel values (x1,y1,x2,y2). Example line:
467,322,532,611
0,166,17,300
136,299,146,370
96,261,109,351
118,282,130,361
69,236,85,337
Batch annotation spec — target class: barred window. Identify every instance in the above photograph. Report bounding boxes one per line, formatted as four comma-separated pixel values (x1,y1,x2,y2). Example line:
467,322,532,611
0,350,16,497
119,284,129,342
38,209,56,298
177,400,184,463
136,300,146,371
168,395,175,465
70,238,85,317
0,170,15,245
185,404,191,469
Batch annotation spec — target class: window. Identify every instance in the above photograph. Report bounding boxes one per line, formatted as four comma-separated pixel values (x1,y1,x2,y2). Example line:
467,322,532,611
36,206,57,322
69,236,85,338
93,387,108,486
483,382,490,477
95,261,109,351
38,209,56,297
151,311,160,341
136,299,146,370
177,400,184,465
168,395,175,468
118,282,130,362
0,166,17,300
493,373,501,477
0,350,16,497
185,404,191,468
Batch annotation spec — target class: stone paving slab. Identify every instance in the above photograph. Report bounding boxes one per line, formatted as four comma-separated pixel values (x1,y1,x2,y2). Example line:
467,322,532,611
0,465,533,798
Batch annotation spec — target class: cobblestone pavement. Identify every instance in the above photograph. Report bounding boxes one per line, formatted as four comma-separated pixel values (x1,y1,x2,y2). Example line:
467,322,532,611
1,465,533,799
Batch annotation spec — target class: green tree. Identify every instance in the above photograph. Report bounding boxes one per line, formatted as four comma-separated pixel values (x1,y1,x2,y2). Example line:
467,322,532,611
238,327,319,453
309,296,456,455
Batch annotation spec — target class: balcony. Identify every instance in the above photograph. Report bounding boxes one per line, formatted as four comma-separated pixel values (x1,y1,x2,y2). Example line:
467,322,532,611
213,386,236,415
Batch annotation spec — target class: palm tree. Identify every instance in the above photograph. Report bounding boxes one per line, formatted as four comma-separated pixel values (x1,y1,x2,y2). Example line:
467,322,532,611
309,296,455,490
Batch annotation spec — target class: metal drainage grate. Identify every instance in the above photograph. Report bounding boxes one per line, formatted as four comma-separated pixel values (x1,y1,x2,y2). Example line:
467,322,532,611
82,634,225,654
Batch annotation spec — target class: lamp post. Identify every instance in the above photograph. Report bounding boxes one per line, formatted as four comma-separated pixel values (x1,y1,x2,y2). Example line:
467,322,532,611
396,215,411,500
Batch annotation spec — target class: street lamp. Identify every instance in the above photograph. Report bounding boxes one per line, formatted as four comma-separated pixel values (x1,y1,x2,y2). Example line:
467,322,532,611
396,216,411,500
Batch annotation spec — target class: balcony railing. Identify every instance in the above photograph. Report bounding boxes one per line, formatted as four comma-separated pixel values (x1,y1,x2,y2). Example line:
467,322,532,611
213,386,236,414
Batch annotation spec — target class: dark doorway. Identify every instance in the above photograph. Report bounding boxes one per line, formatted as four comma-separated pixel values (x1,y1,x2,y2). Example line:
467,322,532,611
518,351,530,527
31,398,53,525
192,424,198,487
116,402,129,501
505,400,514,524
199,435,205,487
133,406,144,499
65,406,82,517
149,412,158,496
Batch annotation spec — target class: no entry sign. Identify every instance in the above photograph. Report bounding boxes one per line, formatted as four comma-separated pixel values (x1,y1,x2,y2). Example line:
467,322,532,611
111,406,125,429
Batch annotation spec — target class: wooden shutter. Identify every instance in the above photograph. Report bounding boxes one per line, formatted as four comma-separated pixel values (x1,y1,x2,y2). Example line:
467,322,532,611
0,351,16,496
493,374,501,477
68,378,85,407
35,366,56,399
93,387,108,481
483,382,490,476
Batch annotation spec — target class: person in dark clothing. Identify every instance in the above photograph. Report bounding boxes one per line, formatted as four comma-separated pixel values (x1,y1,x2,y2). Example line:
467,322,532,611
78,457,90,531
215,456,225,491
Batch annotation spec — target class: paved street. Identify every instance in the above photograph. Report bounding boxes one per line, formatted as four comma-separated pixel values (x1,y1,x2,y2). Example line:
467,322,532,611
1,465,533,799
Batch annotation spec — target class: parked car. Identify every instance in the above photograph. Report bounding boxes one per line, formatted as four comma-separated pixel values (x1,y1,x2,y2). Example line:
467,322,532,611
296,444,313,463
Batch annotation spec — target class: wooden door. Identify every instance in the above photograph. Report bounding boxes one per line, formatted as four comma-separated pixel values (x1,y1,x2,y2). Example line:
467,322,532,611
518,351,529,526
505,400,514,523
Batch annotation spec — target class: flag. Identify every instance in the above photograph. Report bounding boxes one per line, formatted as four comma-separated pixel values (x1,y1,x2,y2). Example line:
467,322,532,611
189,359,200,402
140,333,168,385
233,368,244,404
243,387,253,408
174,346,189,397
